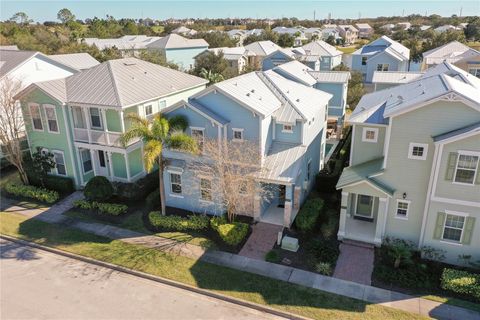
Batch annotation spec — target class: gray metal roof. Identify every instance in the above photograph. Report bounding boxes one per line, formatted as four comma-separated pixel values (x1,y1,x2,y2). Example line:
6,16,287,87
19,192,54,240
35,78,67,102
0,45,18,51
308,71,351,83
244,41,281,56
302,40,342,57
147,34,208,49
433,121,480,143
260,141,306,183
48,53,100,70
0,50,37,78
273,61,316,86
372,71,424,84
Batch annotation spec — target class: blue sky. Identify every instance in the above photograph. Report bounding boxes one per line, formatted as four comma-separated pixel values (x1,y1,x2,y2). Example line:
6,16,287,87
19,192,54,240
1,1,479,22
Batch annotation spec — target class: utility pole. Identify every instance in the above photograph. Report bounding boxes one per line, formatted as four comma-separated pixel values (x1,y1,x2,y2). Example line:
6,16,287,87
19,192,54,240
314,10,316,21
459,7,463,17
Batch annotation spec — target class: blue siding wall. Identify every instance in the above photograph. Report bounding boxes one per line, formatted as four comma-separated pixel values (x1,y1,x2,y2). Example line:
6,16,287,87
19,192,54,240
366,53,401,82
320,56,331,71
262,51,293,71
165,106,219,140
351,54,368,75
314,83,344,107
274,122,302,143
165,47,208,70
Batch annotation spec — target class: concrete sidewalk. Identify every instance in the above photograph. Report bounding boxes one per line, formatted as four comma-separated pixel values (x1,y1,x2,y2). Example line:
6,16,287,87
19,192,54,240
2,197,479,320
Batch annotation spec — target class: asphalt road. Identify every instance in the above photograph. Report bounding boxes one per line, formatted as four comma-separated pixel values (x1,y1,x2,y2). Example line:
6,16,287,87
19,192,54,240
0,239,286,320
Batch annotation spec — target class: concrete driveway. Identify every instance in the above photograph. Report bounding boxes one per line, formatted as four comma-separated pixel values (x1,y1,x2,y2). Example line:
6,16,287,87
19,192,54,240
0,239,286,320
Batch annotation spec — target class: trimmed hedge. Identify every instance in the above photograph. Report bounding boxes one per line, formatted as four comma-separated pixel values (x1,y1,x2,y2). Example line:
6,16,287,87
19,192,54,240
146,188,160,209
441,268,480,301
73,200,128,216
113,170,159,201
84,176,113,201
148,211,209,231
26,173,74,195
210,216,249,246
295,198,325,233
5,184,59,203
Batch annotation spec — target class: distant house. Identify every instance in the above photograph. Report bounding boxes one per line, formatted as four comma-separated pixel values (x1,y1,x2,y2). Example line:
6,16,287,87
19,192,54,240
351,36,410,82
301,40,343,71
304,28,322,40
171,26,198,37
422,41,480,72
381,24,395,31
272,26,307,46
371,71,424,91
320,26,341,42
356,23,373,39
434,25,462,33
244,40,281,69
226,29,247,46
147,34,209,70
337,25,359,44
199,47,251,73
82,35,161,57
396,22,411,30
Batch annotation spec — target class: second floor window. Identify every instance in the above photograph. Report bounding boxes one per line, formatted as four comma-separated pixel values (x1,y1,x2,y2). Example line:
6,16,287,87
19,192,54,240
361,57,367,65
376,63,389,71
191,128,204,152
233,128,244,141
282,124,293,132
408,143,428,160
29,104,43,131
395,200,409,219
89,108,102,129
454,153,479,185
170,173,182,194
362,127,378,143
44,105,59,133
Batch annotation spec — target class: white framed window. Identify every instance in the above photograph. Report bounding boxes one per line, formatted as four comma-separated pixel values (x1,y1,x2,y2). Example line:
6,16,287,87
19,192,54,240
159,100,166,109
170,173,182,195
442,213,465,242
362,127,378,143
408,143,428,160
72,106,86,128
80,149,92,174
376,63,389,71
44,105,59,133
89,108,102,129
282,124,293,133
29,103,43,131
232,128,244,141
200,178,212,202
454,152,479,185
145,104,153,116
191,127,205,152
52,150,67,176
355,194,374,218
395,200,410,219
468,68,480,78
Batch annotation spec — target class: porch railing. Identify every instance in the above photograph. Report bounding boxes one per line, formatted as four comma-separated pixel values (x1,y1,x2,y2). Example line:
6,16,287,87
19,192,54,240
73,128,139,147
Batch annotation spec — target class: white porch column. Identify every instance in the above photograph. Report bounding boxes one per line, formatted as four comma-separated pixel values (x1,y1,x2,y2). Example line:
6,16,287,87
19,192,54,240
89,149,97,176
284,200,292,227
374,197,389,246
82,107,92,143
107,151,115,181
124,152,131,181
338,191,349,240
76,147,85,186
100,108,110,145
119,111,125,132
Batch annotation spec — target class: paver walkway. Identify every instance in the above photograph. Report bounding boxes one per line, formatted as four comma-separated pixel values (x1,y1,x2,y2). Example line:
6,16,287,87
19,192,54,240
2,197,479,320
239,222,283,260
333,241,375,285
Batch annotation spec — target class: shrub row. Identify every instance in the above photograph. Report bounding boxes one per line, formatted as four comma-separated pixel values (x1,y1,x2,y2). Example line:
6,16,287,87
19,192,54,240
146,188,160,209
148,211,209,231
5,184,59,203
441,268,480,301
113,170,159,201
210,216,249,246
295,198,325,233
73,199,128,216
26,171,74,195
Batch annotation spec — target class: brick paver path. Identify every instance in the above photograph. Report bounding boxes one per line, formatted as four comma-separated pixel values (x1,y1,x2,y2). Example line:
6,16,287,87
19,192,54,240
333,241,374,285
239,222,283,260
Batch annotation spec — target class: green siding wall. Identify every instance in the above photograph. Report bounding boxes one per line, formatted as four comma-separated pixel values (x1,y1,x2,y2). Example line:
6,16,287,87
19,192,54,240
112,153,127,179
351,124,386,166
106,109,122,132
128,148,143,176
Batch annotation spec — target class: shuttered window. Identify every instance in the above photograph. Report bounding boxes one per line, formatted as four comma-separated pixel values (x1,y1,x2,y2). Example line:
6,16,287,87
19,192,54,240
454,154,479,185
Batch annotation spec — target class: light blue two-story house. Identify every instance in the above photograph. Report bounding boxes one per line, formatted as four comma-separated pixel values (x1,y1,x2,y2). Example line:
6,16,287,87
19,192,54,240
351,36,410,83
161,69,332,227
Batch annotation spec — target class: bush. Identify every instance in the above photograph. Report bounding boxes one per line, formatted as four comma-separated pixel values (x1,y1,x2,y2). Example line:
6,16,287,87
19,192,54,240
295,198,325,233
27,173,74,195
210,216,249,246
84,176,113,201
113,170,158,201
146,188,160,209
306,238,340,266
5,184,59,203
441,268,480,301
265,250,280,263
315,262,333,276
148,211,209,231
73,200,128,216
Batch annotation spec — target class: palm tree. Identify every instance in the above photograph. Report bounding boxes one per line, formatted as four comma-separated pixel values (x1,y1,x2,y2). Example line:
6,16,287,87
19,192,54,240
120,113,198,216
200,68,224,84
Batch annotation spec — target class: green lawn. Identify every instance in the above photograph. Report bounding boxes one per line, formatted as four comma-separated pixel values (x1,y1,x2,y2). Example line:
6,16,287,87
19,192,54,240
336,46,357,54
151,25,164,34
63,209,217,249
0,212,425,320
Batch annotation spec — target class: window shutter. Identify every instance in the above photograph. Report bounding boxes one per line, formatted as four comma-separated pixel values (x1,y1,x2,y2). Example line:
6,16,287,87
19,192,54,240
461,217,476,245
445,152,458,181
433,212,446,240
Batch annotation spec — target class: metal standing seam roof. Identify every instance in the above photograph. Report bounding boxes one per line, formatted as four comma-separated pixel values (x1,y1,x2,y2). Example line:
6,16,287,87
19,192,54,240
433,121,480,143
353,35,409,60
34,78,67,103
302,40,343,57
273,60,316,86
244,41,281,56
371,71,424,84
0,50,37,78
146,34,208,49
308,71,351,83
0,45,19,51
260,141,306,183
48,53,100,70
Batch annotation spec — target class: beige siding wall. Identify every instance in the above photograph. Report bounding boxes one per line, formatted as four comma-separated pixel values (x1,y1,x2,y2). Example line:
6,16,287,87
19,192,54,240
350,124,386,166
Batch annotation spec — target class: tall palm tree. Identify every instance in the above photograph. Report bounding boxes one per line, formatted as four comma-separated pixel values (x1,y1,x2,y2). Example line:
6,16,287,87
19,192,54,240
120,113,198,216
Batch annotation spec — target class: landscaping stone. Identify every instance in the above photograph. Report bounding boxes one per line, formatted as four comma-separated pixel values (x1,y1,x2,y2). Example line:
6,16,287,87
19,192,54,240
280,236,299,252
281,257,291,265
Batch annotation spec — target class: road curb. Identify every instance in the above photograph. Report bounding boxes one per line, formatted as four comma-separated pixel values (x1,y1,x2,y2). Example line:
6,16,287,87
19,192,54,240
0,234,310,320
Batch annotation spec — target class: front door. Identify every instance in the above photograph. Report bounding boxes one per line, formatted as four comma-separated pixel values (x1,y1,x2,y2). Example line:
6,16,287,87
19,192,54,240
95,150,109,177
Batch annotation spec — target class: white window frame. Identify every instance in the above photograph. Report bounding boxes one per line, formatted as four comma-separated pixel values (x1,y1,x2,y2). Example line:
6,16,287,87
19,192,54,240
376,63,389,71
190,127,205,152
453,150,479,186
80,149,93,174
282,124,293,133
52,150,67,176
89,107,103,129
232,128,244,141
355,194,374,218
29,103,43,131
441,212,467,243
168,171,183,198
44,104,59,134
408,142,428,161
145,104,153,117
199,177,213,203
468,68,480,77
362,127,378,143
395,199,410,220
159,100,166,109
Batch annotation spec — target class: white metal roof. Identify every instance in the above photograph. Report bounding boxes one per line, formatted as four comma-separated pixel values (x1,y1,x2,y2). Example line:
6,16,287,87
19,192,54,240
82,35,162,50
244,41,281,56
48,53,100,70
260,141,306,183
422,41,480,65
147,34,208,49
353,35,409,61
273,60,316,86
302,40,342,57
308,71,351,83
371,71,424,84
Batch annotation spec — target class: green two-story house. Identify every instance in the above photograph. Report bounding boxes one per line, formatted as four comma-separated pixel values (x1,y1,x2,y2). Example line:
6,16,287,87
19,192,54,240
337,62,480,265
17,58,207,188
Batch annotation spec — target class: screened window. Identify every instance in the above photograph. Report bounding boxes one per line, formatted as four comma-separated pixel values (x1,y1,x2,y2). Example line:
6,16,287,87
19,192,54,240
454,154,479,184
72,106,86,128
44,105,58,133
442,214,465,242
355,194,373,217
200,178,212,201
170,173,182,194
53,151,66,176
89,108,102,128
362,127,378,142
81,149,92,173
468,68,480,78
30,104,43,130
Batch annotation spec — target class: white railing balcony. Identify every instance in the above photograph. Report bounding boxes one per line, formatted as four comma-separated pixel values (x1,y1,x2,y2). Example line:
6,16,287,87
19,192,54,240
73,128,139,148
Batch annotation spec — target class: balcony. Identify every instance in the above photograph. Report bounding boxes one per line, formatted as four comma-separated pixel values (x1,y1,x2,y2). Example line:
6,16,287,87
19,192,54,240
73,128,138,147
